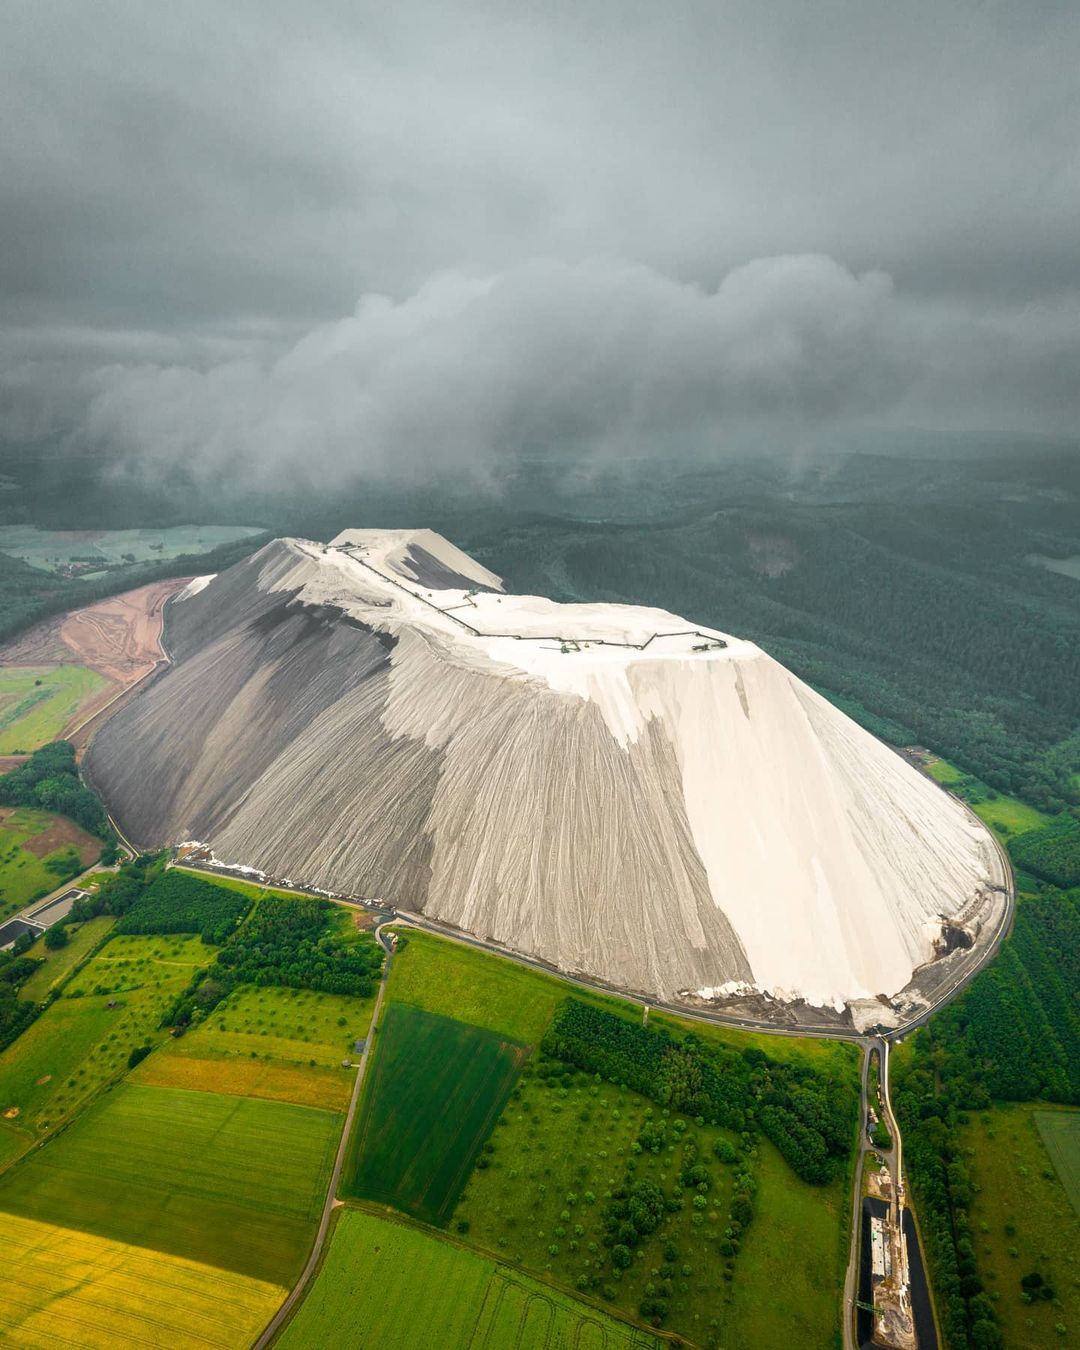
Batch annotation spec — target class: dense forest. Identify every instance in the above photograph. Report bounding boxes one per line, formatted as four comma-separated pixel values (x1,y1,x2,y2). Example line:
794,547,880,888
0,949,42,1052
1008,816,1080,889
116,869,252,944
894,889,1080,1350
0,740,111,841
542,999,857,1185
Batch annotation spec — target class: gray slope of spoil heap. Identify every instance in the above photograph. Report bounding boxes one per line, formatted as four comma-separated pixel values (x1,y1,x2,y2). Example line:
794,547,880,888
85,538,751,998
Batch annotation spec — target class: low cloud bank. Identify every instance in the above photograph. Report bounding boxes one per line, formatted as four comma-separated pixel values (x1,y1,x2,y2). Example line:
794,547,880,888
50,253,1080,486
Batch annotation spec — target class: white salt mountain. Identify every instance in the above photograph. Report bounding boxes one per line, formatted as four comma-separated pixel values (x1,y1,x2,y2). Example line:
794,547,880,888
85,528,1006,1017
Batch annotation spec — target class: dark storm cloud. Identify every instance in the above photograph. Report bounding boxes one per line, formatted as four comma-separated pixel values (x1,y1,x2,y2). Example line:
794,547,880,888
2,0,1078,482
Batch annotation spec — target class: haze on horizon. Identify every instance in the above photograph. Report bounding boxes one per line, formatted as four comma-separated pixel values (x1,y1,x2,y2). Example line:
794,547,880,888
2,0,1078,491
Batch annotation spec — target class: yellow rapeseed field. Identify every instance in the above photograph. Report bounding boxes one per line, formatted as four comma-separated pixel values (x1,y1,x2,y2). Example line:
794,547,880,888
0,1211,285,1348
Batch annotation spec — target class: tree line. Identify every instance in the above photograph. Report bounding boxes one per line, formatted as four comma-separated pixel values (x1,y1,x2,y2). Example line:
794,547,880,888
542,999,857,1185
0,741,112,842
166,895,384,1029
0,950,42,1052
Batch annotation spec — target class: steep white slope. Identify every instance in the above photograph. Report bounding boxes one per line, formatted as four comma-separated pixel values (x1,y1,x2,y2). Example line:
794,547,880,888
88,529,1005,1012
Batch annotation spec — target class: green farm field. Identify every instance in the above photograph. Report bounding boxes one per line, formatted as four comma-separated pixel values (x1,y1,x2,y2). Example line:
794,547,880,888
0,1081,340,1285
1036,1111,1080,1213
131,1049,351,1112
346,1003,527,1225
922,754,1053,835
0,805,102,917
18,915,115,1002
0,933,209,1138
279,1208,659,1350
0,664,106,753
387,928,855,1346
962,1104,1080,1350
131,982,373,1111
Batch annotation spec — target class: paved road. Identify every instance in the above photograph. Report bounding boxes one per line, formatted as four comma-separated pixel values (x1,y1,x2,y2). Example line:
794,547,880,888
841,1037,911,1350
253,925,393,1349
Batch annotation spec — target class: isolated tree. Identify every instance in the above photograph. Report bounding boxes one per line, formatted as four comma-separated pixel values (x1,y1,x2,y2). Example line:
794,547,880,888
44,923,68,950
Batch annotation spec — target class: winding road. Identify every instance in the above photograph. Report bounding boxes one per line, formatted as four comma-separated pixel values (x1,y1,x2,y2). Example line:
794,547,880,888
253,924,394,1348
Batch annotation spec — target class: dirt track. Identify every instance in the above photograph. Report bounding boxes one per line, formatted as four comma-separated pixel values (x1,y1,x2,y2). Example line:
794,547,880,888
0,578,191,745
60,580,188,683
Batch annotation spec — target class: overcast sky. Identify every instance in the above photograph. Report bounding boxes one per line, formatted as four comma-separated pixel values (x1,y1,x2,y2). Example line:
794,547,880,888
2,0,1078,486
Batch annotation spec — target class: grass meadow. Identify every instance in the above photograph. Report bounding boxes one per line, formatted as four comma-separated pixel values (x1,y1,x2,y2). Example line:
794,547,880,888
279,1208,659,1350
346,1003,527,1225
388,928,573,1042
0,1082,340,1286
391,927,858,1077
0,1119,29,1170
18,915,115,1002
725,1140,848,1349
923,754,1053,834
1036,1111,1080,1213
0,664,106,754
388,927,665,1046
0,933,209,1140
0,806,101,917
962,1104,1080,1350
0,1210,285,1349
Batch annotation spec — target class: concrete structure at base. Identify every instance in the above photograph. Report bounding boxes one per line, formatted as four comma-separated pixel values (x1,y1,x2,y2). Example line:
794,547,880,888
0,887,90,950
870,1217,891,1281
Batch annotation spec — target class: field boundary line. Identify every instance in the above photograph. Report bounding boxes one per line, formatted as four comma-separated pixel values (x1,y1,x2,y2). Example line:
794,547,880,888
337,1198,680,1346
255,943,391,1348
